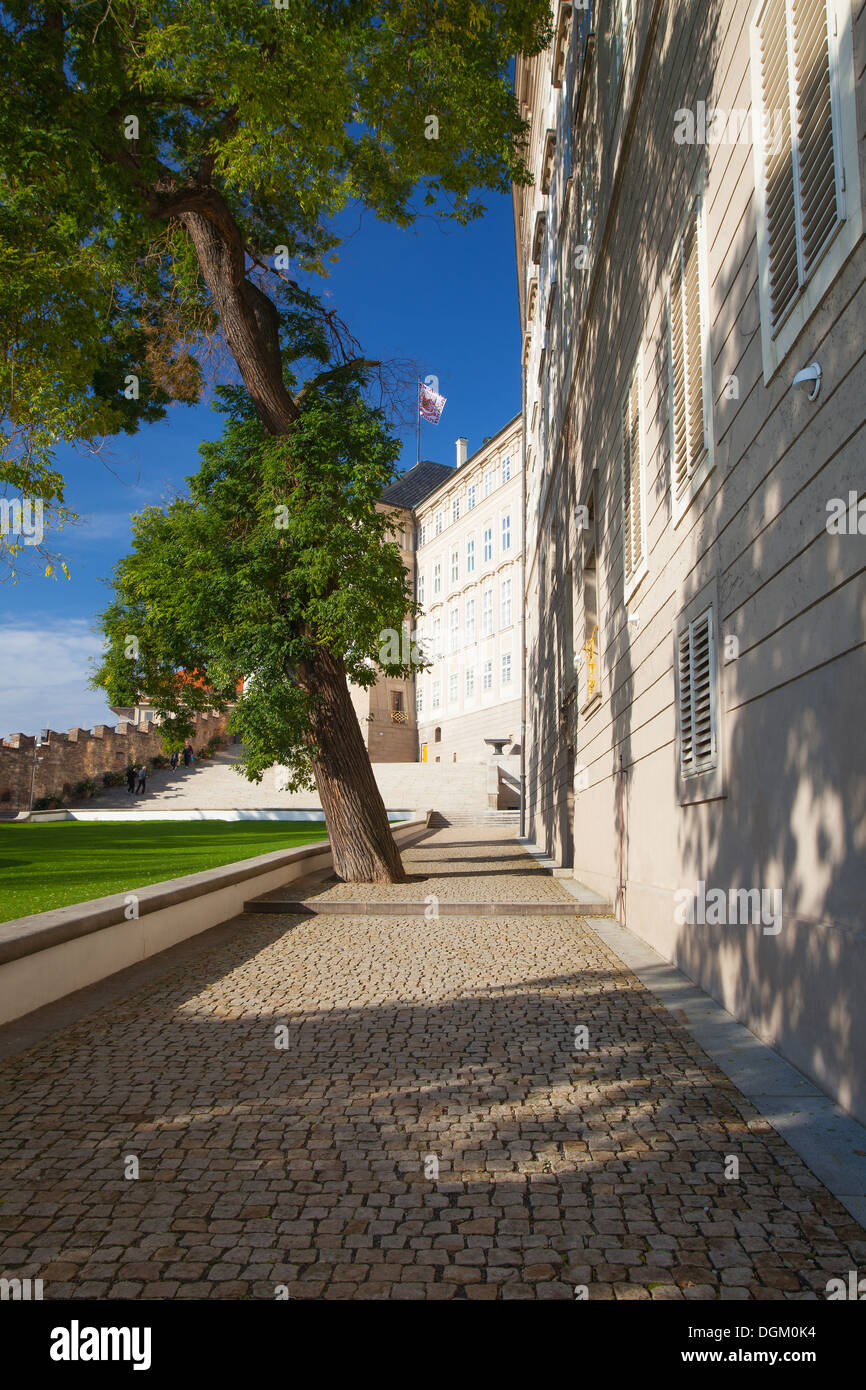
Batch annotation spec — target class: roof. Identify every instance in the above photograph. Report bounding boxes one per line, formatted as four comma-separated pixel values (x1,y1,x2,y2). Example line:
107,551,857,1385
381,459,455,509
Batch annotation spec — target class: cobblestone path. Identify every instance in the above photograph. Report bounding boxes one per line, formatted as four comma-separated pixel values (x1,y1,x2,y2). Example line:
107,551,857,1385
0,828,863,1299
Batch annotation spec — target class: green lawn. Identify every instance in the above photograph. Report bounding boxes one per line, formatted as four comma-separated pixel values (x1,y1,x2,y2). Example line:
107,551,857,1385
0,820,331,922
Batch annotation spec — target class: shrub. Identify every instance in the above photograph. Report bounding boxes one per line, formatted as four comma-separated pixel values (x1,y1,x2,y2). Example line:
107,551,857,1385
73,777,101,800
102,769,126,787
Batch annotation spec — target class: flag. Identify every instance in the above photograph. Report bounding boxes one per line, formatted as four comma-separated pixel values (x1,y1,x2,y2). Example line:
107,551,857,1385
418,380,446,424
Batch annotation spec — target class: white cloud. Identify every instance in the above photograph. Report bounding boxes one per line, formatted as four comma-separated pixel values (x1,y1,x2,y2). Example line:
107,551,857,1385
0,620,116,740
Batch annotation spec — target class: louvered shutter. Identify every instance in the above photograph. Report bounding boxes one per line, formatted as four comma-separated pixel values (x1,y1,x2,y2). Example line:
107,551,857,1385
669,202,707,508
621,360,643,590
679,607,717,777
756,0,840,334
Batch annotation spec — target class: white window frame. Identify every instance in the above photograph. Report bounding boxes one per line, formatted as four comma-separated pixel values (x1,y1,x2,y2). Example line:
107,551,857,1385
432,679,441,709
465,598,476,642
621,348,648,605
500,577,512,627
433,561,441,596
501,652,512,684
467,484,476,510
482,659,493,691
466,536,475,573
448,671,458,702
483,525,494,563
667,191,714,527
417,572,425,605
502,512,512,552
501,455,512,483
450,547,459,584
482,589,494,637
750,0,862,382
465,666,475,697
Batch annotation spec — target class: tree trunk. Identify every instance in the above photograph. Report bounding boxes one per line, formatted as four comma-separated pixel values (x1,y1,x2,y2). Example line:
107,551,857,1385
303,647,407,883
153,185,406,882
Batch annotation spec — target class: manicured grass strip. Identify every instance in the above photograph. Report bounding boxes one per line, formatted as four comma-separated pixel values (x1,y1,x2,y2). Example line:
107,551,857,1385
0,820,330,922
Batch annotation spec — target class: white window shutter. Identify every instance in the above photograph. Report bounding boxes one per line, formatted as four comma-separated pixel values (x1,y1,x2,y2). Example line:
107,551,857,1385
679,607,717,777
621,360,643,590
669,201,708,511
756,0,841,334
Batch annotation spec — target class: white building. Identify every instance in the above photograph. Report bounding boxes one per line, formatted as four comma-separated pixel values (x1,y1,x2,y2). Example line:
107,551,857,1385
411,416,523,765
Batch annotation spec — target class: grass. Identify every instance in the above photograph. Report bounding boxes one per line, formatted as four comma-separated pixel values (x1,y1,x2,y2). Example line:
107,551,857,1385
0,820,331,922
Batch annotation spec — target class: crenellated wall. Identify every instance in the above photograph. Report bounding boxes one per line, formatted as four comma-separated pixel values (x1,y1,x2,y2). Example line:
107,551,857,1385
0,711,232,811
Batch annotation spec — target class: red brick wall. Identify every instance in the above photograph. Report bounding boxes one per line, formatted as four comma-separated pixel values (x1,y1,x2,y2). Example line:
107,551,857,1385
0,712,232,811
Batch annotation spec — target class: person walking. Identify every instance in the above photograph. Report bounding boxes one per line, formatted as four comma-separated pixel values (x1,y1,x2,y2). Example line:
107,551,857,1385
182,742,194,767
126,764,136,796
134,763,148,795
169,749,178,770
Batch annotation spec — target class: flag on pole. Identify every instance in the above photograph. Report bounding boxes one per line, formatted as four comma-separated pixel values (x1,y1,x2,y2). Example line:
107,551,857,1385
418,380,446,424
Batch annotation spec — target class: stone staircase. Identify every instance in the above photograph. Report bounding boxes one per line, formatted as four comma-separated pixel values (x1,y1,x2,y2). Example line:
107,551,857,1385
74,748,499,818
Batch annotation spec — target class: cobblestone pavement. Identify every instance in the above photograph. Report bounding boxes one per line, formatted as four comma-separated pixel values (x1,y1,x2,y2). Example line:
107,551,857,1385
0,828,863,1300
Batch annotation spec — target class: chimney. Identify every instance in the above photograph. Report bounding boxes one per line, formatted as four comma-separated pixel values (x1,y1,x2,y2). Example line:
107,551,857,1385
456,437,468,468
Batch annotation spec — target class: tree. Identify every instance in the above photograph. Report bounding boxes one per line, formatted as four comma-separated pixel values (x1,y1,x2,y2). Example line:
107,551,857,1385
1,0,551,875
94,368,422,882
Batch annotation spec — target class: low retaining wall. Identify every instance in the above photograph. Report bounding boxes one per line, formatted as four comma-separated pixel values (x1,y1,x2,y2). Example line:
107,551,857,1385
0,818,430,1026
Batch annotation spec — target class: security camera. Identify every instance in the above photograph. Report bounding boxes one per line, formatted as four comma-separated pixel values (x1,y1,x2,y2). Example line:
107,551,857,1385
792,362,821,401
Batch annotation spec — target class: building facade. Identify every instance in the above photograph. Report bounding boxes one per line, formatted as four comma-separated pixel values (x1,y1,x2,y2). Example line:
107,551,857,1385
412,417,524,766
515,0,866,1120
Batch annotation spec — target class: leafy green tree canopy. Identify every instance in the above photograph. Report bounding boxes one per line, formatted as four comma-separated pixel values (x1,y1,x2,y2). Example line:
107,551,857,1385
93,366,419,789
0,0,551,547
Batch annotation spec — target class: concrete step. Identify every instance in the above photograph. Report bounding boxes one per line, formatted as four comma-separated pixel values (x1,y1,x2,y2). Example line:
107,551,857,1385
243,897,610,917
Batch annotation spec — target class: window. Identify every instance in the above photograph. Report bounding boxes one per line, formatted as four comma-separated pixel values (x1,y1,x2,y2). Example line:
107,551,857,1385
416,689,423,714
500,578,512,627
750,0,862,380
677,606,718,779
390,689,406,723
621,352,647,600
484,469,494,497
502,512,512,552
449,607,459,651
417,523,427,548
581,486,600,705
432,617,441,655
433,561,441,596
432,680,441,709
482,660,493,691
467,483,476,510
482,589,494,636
612,0,634,89
450,547,459,583
483,526,494,562
466,536,475,573
465,666,475,697
434,510,443,536
451,496,460,523
417,573,425,606
466,598,476,642
501,652,512,684
449,671,458,702
668,196,713,523
501,455,512,484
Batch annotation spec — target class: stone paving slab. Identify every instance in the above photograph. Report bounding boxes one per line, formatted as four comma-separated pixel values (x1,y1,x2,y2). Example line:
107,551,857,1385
0,827,863,1300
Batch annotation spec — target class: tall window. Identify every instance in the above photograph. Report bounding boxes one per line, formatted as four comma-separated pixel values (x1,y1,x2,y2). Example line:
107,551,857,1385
433,561,441,596
750,0,861,379
465,598,476,642
483,526,493,562
482,589,494,636
451,496,460,524
501,455,512,484
582,490,600,703
466,536,475,573
484,469,494,497
432,679,441,709
434,510,443,536
482,659,493,691
677,607,718,777
500,578,512,627
417,572,425,606
465,666,475,696
417,523,427,548
668,196,713,522
416,689,423,714
449,607,459,651
501,512,512,552
467,483,476,510
621,352,647,601
450,547,459,583
449,671,458,702
432,617,441,655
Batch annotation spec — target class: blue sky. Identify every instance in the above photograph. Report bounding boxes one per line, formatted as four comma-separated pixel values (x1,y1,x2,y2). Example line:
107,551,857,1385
0,194,522,739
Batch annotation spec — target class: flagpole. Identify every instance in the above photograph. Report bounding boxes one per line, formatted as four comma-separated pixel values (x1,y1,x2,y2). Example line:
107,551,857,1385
416,378,421,467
